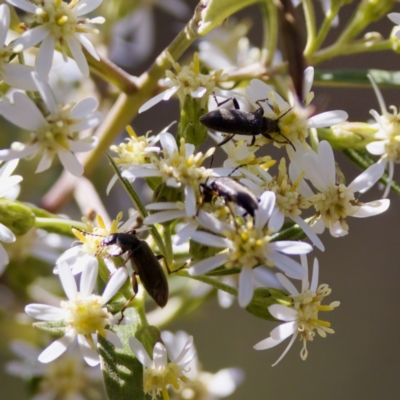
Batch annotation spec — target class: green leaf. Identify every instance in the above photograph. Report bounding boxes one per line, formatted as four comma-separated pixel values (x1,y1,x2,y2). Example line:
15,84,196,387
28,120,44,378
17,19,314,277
33,320,66,336
314,69,400,87
98,309,144,400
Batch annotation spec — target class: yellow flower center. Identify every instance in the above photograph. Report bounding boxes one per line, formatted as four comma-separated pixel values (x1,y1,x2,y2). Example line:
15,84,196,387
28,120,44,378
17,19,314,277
111,126,158,166
155,138,213,191
40,354,95,397
144,362,188,400
292,284,340,360
35,103,81,153
225,220,273,269
61,293,111,336
310,183,357,231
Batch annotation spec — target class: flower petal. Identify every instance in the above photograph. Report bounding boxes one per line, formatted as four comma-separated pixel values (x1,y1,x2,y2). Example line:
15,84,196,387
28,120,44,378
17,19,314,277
238,266,254,308
347,163,384,193
78,334,100,366
352,199,390,217
38,331,75,363
139,86,179,113
58,262,78,300
25,304,65,321
129,337,153,368
101,267,128,304
189,253,229,276
79,256,98,297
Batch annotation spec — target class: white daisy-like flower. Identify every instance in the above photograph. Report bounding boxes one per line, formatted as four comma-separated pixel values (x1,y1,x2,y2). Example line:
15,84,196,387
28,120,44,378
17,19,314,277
388,13,400,40
366,73,400,197
0,159,22,275
108,124,163,193
0,4,38,90
198,19,262,71
240,157,324,251
245,67,348,146
0,72,101,176
139,52,226,113
189,191,312,308
25,260,128,366
110,0,190,66
4,228,72,265
254,255,340,366
122,132,214,218
8,0,104,77
129,333,196,400
6,340,103,399
58,212,138,275
290,140,390,237
161,330,244,400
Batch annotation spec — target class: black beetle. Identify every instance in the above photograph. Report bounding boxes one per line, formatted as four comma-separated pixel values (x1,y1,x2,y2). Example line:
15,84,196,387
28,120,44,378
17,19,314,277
71,227,169,321
199,95,294,149
101,231,169,311
200,177,259,218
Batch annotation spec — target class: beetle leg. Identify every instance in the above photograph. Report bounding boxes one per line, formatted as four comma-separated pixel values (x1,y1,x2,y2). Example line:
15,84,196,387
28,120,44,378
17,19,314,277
218,134,235,147
212,93,241,110
118,272,138,325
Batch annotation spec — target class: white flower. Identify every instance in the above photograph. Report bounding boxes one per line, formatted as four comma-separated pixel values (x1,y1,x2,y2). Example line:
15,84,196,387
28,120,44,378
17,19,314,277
129,333,196,400
253,255,340,366
25,260,128,365
0,159,22,275
9,0,104,77
240,157,324,251
161,331,244,400
198,19,262,71
139,52,226,113
6,340,103,399
366,73,400,197
110,0,190,66
4,228,72,264
291,140,390,237
58,212,138,275
388,13,400,40
0,72,101,176
245,67,348,147
0,4,38,90
189,191,312,308
122,132,214,218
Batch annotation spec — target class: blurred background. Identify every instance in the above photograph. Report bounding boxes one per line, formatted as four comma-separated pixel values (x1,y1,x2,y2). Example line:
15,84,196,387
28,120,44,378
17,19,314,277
1,0,400,399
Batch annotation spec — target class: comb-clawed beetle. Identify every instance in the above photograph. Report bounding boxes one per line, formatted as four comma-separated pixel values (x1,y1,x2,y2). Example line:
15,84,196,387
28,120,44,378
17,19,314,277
199,95,294,149
200,177,259,218
101,231,169,312
71,227,169,322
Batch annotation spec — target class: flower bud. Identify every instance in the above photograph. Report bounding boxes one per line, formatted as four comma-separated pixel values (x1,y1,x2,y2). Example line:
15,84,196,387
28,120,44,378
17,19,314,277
0,199,35,235
177,95,208,148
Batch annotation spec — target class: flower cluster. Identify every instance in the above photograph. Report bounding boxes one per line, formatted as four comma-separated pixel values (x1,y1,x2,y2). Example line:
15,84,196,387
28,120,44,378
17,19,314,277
1,1,399,399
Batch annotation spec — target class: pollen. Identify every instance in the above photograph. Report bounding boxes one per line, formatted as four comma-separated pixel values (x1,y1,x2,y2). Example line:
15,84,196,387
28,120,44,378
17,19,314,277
61,294,111,336
144,362,185,400
291,284,339,360
311,183,357,230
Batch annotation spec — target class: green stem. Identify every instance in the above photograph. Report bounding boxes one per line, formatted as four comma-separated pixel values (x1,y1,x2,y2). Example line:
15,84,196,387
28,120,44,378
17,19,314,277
134,297,148,327
302,0,317,56
309,39,392,65
35,217,83,237
306,4,340,56
260,0,278,65
309,127,319,151
163,224,173,266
